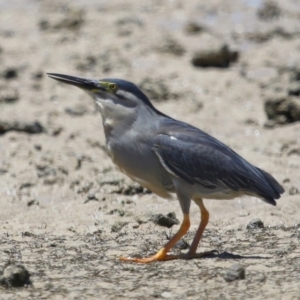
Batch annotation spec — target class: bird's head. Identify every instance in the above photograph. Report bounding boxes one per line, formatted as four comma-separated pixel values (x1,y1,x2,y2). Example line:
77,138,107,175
47,73,157,130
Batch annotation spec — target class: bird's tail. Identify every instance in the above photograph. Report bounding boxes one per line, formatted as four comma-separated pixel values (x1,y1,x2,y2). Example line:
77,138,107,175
256,168,285,206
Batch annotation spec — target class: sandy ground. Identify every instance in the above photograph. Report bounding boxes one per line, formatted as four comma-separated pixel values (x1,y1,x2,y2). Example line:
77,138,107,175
0,0,300,298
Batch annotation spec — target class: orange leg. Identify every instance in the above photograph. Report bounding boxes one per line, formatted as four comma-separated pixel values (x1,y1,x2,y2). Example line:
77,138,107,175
119,213,190,263
184,198,216,259
189,199,209,254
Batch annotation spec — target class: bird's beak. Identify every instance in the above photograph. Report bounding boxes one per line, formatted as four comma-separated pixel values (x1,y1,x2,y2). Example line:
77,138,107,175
47,73,100,91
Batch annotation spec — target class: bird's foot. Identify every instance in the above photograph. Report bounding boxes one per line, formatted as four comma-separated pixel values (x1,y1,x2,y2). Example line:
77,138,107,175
119,249,218,263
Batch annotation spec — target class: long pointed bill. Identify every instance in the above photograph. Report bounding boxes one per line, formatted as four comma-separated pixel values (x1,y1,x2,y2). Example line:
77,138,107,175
47,73,100,91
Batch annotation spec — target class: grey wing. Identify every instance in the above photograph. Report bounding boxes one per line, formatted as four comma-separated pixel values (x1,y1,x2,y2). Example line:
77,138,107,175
153,133,282,205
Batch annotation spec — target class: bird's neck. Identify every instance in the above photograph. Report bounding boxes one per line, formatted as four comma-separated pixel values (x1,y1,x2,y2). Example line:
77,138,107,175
102,106,160,145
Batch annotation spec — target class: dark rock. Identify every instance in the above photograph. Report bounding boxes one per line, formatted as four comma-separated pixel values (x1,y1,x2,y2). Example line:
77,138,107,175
24,122,45,134
264,95,300,125
118,184,150,196
0,262,30,287
257,1,281,21
111,221,128,233
224,264,245,282
27,199,39,207
3,68,18,79
191,44,238,68
150,212,180,228
174,239,189,250
247,218,264,230
22,231,35,237
184,22,205,35
0,120,44,134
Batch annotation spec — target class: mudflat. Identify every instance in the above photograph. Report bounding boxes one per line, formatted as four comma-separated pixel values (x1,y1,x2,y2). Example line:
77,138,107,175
0,0,300,299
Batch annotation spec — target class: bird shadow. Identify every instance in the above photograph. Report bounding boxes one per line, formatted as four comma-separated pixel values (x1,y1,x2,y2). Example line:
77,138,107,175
190,250,270,260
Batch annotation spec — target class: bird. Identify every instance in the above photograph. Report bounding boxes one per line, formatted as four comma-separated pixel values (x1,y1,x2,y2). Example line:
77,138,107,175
47,73,284,263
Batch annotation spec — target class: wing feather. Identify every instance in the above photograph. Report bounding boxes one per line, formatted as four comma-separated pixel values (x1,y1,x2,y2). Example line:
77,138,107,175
153,125,283,205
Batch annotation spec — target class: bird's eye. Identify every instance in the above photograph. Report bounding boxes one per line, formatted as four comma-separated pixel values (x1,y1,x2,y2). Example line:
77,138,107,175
108,83,118,92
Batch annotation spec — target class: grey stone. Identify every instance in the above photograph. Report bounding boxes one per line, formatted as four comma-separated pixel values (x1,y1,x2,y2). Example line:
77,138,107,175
0,263,30,287
247,218,264,230
150,212,179,228
224,264,245,282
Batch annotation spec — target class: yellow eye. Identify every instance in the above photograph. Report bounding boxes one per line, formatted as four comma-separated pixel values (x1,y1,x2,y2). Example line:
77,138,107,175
108,83,118,92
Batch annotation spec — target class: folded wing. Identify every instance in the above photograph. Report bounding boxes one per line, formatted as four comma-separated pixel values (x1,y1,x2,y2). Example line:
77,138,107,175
154,120,284,205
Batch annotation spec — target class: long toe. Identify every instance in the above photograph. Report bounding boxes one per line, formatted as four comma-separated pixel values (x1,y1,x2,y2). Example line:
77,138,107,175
119,253,181,263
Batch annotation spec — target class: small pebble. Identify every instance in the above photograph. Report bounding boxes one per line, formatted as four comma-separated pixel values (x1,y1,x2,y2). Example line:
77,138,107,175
174,239,189,250
224,264,245,282
247,218,264,230
150,212,179,228
161,292,173,299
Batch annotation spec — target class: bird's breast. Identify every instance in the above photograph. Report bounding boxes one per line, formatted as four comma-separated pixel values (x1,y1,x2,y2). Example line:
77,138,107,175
106,139,173,199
